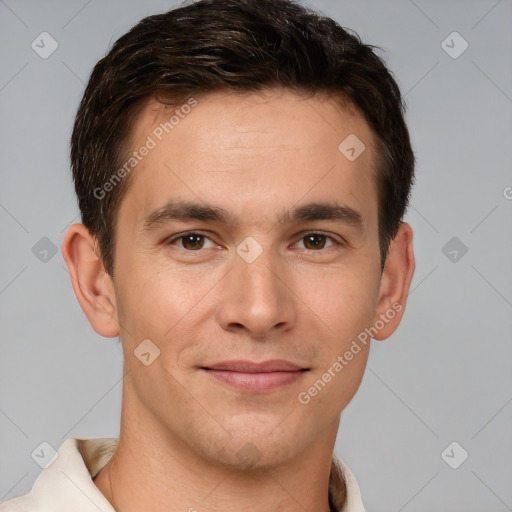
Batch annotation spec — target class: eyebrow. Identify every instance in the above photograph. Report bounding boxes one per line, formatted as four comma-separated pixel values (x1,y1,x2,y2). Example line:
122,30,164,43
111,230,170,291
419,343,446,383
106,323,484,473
141,200,363,231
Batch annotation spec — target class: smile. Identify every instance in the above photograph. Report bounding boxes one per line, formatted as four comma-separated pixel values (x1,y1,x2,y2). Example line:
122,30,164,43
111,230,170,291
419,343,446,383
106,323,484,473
201,360,310,393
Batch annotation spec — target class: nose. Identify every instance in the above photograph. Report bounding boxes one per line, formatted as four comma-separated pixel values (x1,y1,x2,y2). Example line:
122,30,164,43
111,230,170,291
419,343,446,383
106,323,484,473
215,248,297,339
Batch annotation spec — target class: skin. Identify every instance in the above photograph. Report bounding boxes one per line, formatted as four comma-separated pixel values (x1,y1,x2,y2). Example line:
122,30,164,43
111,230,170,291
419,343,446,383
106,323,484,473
62,88,415,512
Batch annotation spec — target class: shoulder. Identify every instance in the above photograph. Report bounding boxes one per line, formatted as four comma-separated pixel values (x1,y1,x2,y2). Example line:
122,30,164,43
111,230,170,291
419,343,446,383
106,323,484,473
0,493,34,511
330,452,366,512
0,437,118,512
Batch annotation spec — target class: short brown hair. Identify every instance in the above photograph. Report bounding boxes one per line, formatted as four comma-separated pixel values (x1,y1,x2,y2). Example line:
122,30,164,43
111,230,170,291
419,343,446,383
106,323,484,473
71,0,414,276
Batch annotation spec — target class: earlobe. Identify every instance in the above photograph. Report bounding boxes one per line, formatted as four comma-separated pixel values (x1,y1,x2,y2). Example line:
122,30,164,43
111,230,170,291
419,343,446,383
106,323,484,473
61,223,120,338
372,222,415,341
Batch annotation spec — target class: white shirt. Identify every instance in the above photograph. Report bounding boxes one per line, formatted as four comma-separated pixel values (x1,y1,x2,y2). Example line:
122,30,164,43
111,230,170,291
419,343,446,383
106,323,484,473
0,438,365,512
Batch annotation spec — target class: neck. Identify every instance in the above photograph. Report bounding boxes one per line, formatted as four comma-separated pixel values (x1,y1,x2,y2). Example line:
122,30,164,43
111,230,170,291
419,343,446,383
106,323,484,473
95,434,338,512
92,378,343,512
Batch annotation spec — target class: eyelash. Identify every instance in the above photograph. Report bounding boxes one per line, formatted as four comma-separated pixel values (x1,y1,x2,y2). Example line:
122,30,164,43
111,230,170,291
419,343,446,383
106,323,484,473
166,231,343,252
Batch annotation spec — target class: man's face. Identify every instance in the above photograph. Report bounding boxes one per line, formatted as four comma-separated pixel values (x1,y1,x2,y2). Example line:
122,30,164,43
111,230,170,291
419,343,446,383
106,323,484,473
111,89,382,469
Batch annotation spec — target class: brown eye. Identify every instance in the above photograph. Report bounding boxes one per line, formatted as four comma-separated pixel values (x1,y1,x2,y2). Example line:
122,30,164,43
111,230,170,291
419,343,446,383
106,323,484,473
302,234,328,250
169,233,216,251
294,233,339,251
181,234,205,250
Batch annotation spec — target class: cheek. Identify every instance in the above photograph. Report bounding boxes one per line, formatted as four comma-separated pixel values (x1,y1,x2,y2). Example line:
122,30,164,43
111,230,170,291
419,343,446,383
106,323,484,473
294,265,377,410
298,347,370,419
114,261,224,351
295,268,376,408
299,263,380,344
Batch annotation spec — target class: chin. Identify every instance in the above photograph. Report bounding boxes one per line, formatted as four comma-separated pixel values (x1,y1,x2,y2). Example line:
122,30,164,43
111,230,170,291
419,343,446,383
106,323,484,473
195,426,309,472
210,444,297,472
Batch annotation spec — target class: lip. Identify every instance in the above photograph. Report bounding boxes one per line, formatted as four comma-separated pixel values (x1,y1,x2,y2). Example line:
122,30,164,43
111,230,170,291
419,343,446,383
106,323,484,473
201,359,309,393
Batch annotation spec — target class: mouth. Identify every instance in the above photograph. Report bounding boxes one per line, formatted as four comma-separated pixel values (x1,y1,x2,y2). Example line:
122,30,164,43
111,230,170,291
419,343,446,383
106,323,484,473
200,360,310,393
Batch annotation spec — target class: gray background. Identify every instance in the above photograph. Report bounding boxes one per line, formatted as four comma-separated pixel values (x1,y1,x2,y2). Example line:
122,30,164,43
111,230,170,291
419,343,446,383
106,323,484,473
1,0,511,510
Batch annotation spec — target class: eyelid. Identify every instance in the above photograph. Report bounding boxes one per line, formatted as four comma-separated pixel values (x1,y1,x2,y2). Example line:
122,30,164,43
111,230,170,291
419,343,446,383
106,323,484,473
166,231,220,250
292,230,345,248
165,230,346,251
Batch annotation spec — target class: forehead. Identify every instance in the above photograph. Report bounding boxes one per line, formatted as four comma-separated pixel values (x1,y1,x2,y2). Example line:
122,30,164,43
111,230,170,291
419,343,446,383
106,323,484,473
118,89,378,229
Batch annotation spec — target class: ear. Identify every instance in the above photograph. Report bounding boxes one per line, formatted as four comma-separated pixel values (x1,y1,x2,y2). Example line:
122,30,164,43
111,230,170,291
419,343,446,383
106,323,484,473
372,222,415,341
61,223,120,338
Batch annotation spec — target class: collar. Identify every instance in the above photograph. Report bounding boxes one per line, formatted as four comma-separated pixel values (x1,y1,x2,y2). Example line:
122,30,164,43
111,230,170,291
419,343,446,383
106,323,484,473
0,438,364,512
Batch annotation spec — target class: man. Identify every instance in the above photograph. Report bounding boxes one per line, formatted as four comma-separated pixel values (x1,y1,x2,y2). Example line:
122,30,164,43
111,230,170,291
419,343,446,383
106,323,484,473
0,0,415,510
